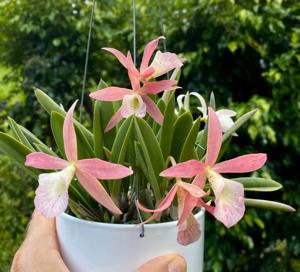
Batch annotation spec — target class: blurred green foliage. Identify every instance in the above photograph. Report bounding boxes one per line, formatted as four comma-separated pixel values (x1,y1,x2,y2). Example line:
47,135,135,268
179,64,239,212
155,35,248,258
0,0,299,271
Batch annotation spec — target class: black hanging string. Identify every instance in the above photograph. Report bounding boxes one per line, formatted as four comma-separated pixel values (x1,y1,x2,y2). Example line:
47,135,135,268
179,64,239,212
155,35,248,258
132,0,145,238
79,0,96,122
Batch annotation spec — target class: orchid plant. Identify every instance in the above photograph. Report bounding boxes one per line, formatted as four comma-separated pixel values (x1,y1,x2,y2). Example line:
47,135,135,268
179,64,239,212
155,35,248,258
0,37,294,246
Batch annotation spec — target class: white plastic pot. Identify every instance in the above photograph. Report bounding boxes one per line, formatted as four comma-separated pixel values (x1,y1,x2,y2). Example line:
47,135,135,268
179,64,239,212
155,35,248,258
56,210,205,272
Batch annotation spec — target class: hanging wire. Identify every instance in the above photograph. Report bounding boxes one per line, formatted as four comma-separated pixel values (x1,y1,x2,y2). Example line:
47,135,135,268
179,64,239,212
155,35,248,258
79,0,96,122
132,0,137,65
156,0,169,78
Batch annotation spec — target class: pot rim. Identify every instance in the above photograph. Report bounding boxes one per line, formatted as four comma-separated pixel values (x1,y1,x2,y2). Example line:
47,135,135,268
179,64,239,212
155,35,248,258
58,208,205,229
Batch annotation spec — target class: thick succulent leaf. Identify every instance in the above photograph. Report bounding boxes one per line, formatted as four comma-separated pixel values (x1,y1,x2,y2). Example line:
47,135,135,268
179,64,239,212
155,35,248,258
51,112,94,160
0,132,38,178
34,88,94,146
8,117,34,150
179,117,201,162
18,125,45,146
245,198,295,212
134,117,164,200
233,177,282,192
170,111,193,161
159,93,176,159
222,109,257,143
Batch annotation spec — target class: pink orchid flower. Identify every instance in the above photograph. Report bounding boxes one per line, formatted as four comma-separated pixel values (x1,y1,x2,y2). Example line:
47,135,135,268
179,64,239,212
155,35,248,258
25,100,133,219
89,37,184,132
138,179,207,246
160,107,267,228
102,36,184,81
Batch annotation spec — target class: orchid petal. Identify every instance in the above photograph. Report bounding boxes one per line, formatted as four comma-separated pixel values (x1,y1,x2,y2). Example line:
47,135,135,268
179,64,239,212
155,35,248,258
216,109,237,118
177,194,199,226
102,47,127,68
105,108,123,132
142,96,163,124
160,160,205,178
192,174,206,188
178,182,206,198
126,51,140,90
140,36,165,73
141,80,177,95
76,169,122,214
149,51,184,78
177,214,201,246
64,100,78,162
138,185,177,214
90,87,133,101
77,158,133,180
197,198,214,215
206,107,223,166
121,94,146,118
34,166,75,218
213,153,267,173
213,178,245,228
25,152,69,170
139,67,155,80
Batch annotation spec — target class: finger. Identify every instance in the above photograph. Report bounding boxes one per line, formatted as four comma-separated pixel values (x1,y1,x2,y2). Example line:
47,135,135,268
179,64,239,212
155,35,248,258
137,253,186,272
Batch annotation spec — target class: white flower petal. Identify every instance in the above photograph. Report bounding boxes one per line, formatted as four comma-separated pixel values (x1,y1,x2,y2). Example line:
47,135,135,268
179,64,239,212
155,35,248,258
121,94,146,118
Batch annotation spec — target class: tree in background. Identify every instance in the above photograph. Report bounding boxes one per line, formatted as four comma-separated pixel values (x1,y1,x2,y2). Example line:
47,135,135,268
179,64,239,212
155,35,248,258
0,0,299,271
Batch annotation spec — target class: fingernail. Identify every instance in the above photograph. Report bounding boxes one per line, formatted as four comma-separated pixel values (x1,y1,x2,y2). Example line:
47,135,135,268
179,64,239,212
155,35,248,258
168,258,183,272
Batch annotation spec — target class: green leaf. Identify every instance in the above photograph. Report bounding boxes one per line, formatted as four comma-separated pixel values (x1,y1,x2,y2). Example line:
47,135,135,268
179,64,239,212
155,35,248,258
34,88,94,146
33,143,57,156
110,118,134,198
234,177,282,192
7,117,34,150
170,112,193,161
51,112,94,159
134,117,164,200
222,109,257,143
18,125,45,146
244,198,295,212
160,94,176,159
209,92,216,109
179,117,201,162
93,101,105,159
0,132,38,178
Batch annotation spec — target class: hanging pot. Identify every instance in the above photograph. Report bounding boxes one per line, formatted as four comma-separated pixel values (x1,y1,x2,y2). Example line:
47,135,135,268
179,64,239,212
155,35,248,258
56,210,205,272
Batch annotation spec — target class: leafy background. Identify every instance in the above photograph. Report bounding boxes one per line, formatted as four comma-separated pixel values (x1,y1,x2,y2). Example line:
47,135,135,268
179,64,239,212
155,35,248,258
0,0,299,271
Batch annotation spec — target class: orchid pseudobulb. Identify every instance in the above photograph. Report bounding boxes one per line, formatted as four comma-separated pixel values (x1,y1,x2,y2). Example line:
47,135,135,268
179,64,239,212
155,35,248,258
25,100,133,218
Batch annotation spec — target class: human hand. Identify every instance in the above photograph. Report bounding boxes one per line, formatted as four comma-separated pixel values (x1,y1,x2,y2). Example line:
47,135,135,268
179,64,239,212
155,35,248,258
11,212,186,272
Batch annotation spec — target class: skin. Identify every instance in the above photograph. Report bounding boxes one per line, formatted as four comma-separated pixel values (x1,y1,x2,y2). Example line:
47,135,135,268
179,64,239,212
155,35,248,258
11,212,186,272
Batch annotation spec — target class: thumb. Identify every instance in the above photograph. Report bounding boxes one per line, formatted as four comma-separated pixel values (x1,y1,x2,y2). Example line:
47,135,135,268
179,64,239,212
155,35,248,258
137,253,186,272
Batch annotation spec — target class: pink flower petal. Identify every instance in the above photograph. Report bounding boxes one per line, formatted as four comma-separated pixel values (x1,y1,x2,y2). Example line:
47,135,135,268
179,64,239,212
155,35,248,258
34,184,69,219
177,182,206,198
77,159,133,180
102,47,127,68
90,87,133,101
192,174,206,188
177,214,201,246
141,80,177,95
160,160,205,178
140,36,165,73
139,67,155,80
126,51,140,90
149,51,184,78
213,153,267,173
206,107,223,166
105,107,124,132
177,194,199,226
64,100,78,162
76,169,122,214
138,185,177,214
211,176,245,228
25,152,69,170
142,96,163,124
197,199,215,215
